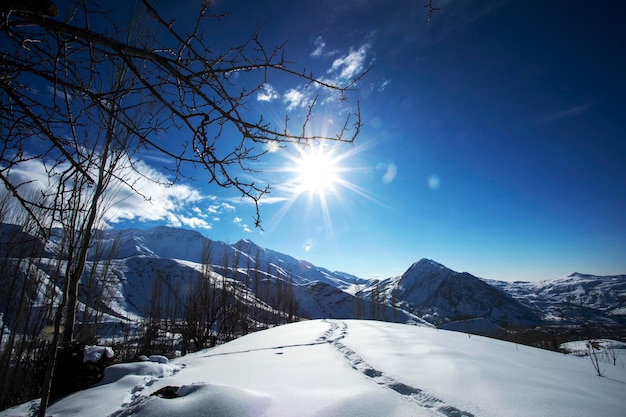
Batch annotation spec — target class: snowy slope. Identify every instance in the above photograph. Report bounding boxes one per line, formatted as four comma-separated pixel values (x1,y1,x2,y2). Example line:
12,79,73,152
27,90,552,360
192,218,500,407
3,320,624,417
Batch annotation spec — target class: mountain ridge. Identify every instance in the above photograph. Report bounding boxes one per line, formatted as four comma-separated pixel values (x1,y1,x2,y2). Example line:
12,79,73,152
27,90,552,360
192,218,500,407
2,223,624,332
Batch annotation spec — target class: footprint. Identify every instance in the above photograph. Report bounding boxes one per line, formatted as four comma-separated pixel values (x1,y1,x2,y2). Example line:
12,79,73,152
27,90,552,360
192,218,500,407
331,321,476,417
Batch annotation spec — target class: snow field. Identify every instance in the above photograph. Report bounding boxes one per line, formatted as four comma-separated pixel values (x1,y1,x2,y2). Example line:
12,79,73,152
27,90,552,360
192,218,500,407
2,319,624,417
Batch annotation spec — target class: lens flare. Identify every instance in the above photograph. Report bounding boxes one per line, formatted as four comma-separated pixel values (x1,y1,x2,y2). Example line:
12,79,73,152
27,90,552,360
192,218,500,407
428,174,441,190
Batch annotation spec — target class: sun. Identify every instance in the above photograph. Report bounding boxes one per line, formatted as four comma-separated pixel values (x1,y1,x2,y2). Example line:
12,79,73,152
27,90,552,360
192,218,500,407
264,142,376,240
294,146,340,195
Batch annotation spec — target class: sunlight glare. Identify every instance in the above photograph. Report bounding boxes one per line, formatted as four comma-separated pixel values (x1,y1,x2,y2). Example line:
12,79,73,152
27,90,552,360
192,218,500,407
295,147,339,195
264,141,384,242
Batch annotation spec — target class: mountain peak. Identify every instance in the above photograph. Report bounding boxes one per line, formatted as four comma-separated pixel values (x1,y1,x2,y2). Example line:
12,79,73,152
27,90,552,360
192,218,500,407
415,258,446,268
234,238,257,248
405,258,454,276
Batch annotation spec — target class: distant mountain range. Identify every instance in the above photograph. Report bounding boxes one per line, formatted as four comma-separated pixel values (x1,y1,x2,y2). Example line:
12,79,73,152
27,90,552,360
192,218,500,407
486,273,626,326
2,224,625,335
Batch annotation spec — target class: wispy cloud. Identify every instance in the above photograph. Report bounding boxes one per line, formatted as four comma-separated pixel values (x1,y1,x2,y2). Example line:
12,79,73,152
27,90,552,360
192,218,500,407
175,214,212,229
311,36,327,58
256,196,289,205
100,161,219,230
328,44,370,83
310,36,338,58
537,104,591,125
377,79,391,92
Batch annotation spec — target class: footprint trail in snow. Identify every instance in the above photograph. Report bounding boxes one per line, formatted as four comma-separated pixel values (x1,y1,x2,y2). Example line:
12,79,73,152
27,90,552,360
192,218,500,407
318,320,476,417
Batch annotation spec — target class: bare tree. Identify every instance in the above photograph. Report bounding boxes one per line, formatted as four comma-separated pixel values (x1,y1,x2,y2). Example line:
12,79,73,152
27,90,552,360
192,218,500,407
1,0,364,232
353,284,365,319
76,233,121,343
0,193,51,410
586,340,604,377
35,62,143,416
2,3,365,414
606,343,619,366
185,255,221,351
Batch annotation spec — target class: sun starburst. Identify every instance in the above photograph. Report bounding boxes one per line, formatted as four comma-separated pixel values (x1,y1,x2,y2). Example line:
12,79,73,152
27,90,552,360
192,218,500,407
293,146,341,196
264,143,375,242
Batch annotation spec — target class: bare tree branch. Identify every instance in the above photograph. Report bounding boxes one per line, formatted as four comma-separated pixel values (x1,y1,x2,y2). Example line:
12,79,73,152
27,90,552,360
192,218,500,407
1,1,365,229
424,0,441,25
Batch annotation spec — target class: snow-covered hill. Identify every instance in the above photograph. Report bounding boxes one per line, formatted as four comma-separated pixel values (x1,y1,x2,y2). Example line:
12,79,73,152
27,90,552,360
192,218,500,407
3,320,624,417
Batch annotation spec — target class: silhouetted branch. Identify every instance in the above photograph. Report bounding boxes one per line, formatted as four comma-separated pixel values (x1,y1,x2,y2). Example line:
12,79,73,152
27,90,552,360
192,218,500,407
424,0,441,25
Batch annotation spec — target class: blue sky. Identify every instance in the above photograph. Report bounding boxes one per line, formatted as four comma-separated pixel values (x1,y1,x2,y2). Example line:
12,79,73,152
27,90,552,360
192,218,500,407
103,0,626,281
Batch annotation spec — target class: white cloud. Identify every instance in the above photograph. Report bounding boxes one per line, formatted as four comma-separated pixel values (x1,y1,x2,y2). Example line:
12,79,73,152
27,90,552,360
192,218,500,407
205,201,236,216
257,83,279,102
179,215,212,229
428,174,441,190
283,88,311,111
382,163,397,184
191,206,208,218
166,213,181,228
232,216,252,233
278,41,371,112
328,45,370,82
5,158,56,189
103,159,208,226
311,35,339,59
2,153,226,231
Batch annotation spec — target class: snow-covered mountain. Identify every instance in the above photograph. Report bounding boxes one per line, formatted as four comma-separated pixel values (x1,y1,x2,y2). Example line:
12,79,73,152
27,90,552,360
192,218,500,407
358,259,539,326
3,224,624,333
82,226,367,290
8,225,412,332
486,273,626,326
3,320,625,417
355,257,624,328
